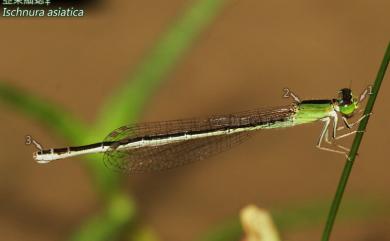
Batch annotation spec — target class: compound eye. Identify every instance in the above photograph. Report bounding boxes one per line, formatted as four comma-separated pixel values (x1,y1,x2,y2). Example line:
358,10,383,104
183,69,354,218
343,96,352,105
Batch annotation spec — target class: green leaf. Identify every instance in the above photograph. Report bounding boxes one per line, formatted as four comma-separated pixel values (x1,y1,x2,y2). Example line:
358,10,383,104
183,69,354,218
94,0,225,136
0,81,119,196
0,81,86,142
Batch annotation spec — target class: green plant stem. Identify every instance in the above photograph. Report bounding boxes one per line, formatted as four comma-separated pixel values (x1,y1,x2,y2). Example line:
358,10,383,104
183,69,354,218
0,82,86,142
82,0,225,197
94,0,225,135
0,82,120,196
321,42,390,241
72,1,226,241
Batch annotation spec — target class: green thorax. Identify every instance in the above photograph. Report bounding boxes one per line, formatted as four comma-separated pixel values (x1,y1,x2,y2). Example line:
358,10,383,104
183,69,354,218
294,100,334,125
339,102,357,116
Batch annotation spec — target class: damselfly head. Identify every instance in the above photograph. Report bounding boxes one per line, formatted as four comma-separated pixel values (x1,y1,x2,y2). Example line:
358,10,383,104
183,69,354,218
336,88,358,118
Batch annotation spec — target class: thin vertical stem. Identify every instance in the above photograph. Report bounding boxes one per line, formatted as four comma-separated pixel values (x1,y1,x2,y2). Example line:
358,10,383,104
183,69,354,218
321,42,390,241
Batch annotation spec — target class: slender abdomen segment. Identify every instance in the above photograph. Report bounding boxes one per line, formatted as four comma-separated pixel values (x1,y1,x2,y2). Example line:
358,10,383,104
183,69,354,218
34,122,288,163
33,105,298,163
34,143,112,163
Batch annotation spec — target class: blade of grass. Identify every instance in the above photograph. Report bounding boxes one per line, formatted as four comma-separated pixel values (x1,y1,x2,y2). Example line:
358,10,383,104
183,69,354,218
0,81,119,196
0,81,132,240
0,81,86,142
321,42,390,241
73,1,226,241
0,82,130,240
81,0,225,199
79,0,226,195
93,0,225,136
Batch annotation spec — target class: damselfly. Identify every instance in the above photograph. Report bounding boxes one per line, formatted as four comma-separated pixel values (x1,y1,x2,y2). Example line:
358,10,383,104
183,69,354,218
32,87,372,173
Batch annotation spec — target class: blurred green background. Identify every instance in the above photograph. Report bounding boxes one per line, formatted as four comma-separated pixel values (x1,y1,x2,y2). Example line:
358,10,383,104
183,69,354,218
1,0,390,241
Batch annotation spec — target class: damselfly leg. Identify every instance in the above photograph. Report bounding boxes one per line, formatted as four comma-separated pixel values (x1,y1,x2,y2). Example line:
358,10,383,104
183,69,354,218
316,112,371,157
316,115,349,157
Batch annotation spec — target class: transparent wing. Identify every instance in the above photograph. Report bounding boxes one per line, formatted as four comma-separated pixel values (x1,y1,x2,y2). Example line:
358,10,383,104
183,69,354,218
103,132,251,173
103,105,296,174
